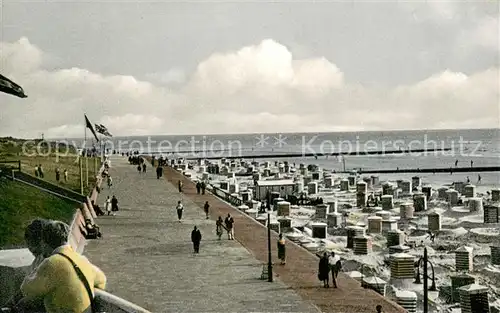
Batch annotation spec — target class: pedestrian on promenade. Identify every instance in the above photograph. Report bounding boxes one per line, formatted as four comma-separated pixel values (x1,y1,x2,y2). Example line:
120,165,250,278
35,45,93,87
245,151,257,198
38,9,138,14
277,233,286,265
142,163,146,173
196,181,201,194
111,195,119,211
471,160,474,167
105,196,112,215
216,216,224,240
55,168,60,182
318,252,330,288
224,214,235,240
201,181,206,195
64,169,68,182
34,165,39,177
204,201,210,219
156,166,163,179
191,226,202,253
376,304,383,313
178,180,183,193
176,200,184,222
38,164,44,178
328,251,341,288
137,164,141,173
107,176,113,188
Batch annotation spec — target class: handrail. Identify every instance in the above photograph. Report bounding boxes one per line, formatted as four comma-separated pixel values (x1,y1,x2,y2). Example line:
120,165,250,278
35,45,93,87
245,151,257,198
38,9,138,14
95,289,151,313
12,176,83,204
210,185,243,206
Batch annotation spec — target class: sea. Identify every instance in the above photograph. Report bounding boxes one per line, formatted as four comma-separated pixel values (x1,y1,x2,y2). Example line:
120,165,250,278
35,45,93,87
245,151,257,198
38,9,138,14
70,128,500,191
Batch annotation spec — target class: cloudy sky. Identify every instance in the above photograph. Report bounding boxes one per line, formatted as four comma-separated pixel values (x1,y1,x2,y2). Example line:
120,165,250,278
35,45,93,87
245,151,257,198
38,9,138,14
0,1,498,138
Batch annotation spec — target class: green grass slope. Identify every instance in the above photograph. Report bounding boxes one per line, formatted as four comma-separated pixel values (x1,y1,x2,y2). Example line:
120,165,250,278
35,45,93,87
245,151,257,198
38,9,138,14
0,178,77,249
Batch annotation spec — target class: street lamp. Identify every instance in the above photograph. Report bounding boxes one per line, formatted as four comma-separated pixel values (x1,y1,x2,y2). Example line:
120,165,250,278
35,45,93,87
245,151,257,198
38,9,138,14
414,247,437,313
267,208,273,282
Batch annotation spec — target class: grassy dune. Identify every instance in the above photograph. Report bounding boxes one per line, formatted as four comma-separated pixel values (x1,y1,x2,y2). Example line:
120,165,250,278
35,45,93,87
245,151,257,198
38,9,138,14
0,137,101,194
0,179,76,248
0,137,101,248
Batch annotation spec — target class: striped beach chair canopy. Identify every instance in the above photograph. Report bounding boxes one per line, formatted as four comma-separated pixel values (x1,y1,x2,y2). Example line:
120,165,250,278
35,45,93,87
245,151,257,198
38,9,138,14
0,73,27,98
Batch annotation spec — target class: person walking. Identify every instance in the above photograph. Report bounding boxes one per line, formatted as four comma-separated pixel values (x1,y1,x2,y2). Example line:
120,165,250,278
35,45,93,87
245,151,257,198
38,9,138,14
328,251,341,288
318,252,330,288
111,195,119,211
203,201,210,219
142,163,146,173
63,169,68,182
178,180,183,193
224,213,234,240
105,196,112,215
196,181,201,194
201,181,206,195
216,216,224,240
156,166,163,179
38,164,44,178
55,168,60,182
107,176,113,188
277,233,286,265
191,226,202,253
176,200,184,222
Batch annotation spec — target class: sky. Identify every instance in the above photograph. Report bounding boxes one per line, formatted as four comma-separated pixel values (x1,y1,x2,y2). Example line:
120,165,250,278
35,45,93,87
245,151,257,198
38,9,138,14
0,0,499,138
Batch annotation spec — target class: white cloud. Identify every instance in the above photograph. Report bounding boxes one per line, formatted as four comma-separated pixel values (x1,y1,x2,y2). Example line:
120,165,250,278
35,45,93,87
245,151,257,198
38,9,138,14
0,37,498,138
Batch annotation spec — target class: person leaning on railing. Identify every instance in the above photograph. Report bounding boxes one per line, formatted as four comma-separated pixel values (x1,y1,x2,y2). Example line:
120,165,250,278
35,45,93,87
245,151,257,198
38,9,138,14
16,220,107,313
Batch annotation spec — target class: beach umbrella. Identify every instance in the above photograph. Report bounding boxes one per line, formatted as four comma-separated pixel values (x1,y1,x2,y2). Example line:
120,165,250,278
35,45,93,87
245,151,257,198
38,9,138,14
0,73,27,98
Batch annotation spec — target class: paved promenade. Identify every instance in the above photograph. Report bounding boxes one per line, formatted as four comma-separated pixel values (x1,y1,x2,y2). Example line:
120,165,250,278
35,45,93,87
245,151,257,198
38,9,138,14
84,156,319,313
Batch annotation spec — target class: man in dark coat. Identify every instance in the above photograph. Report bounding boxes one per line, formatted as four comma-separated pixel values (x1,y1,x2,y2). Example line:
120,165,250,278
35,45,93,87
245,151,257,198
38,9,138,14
191,226,202,253
156,166,163,179
196,181,201,194
201,181,206,195
111,195,119,211
318,252,330,288
203,201,210,219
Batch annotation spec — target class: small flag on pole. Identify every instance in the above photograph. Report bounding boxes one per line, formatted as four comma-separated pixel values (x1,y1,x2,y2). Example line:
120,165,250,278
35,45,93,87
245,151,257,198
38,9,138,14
85,114,99,142
95,124,113,137
0,73,27,98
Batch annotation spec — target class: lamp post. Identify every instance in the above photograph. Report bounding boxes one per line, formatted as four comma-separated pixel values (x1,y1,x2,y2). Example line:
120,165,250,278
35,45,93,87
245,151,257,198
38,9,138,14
414,247,437,313
267,208,273,282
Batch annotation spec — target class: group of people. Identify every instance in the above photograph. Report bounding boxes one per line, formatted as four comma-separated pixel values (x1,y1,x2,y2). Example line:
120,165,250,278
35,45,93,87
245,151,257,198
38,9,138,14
54,167,68,183
33,165,69,184
196,181,207,194
91,196,119,216
3,219,106,313
318,251,342,288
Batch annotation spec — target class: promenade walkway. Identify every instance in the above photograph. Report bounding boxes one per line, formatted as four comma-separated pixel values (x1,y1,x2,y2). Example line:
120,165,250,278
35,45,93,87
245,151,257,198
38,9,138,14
161,163,406,313
84,156,318,313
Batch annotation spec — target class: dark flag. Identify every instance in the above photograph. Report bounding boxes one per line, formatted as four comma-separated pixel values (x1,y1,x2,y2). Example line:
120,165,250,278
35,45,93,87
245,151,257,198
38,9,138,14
95,123,113,137
0,74,27,98
85,114,99,142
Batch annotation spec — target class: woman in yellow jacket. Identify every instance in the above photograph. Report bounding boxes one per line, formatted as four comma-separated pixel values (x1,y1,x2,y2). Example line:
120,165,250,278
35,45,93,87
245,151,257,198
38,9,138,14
20,221,107,313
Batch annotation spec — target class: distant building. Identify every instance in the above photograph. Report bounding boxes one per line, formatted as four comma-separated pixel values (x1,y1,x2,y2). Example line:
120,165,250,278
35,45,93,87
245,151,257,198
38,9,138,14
254,179,295,200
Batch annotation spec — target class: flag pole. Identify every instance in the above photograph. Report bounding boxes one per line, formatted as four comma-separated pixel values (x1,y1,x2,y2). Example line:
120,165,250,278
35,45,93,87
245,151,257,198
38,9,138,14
84,115,89,188
79,156,83,194
93,138,97,177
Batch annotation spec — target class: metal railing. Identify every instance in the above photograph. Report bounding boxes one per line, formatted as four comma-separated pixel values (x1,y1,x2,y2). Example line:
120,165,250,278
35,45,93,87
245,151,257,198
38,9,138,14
210,185,243,206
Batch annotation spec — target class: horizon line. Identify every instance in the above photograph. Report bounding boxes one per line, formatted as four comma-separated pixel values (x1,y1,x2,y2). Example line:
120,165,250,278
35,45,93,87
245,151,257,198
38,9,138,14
2,126,499,141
